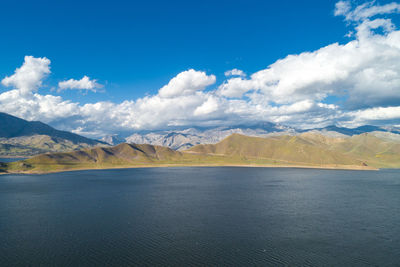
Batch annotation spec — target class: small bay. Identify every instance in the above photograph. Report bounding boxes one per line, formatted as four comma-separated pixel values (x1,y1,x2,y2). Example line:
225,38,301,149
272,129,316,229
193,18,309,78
0,158,27,163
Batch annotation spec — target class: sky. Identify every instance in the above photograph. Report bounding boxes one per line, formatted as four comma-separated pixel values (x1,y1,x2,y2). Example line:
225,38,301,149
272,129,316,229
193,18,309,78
0,0,400,137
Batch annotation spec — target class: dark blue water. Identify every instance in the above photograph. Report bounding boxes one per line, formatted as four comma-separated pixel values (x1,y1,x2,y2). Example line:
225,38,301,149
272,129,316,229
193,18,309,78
0,157,26,163
0,167,399,266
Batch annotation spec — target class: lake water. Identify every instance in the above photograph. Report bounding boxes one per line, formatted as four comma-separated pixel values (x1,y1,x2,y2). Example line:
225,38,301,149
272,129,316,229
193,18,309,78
0,167,399,266
0,157,27,163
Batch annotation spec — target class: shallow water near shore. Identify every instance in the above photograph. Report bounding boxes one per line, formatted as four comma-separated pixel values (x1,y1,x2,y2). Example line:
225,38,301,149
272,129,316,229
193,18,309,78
0,157,27,163
0,167,399,266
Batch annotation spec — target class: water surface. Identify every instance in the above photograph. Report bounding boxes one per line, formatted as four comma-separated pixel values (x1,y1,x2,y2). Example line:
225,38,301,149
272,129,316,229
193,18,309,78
0,167,399,266
0,157,26,163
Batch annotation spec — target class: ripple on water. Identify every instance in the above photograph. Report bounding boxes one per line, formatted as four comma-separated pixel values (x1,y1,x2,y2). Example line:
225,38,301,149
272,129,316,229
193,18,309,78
0,167,399,266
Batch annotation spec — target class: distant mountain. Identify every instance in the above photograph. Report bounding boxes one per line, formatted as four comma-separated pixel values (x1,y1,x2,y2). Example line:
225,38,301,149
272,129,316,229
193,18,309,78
0,112,104,157
4,132,400,174
125,123,295,150
100,134,125,145
0,112,100,144
310,125,400,136
121,123,400,150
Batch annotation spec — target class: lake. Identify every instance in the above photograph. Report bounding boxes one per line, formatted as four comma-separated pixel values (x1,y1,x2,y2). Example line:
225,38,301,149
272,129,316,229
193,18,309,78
0,167,399,266
0,157,27,163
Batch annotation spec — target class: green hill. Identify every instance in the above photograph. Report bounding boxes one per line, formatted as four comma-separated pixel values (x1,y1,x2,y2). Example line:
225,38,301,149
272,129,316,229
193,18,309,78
3,143,228,173
329,134,400,168
188,133,400,168
188,133,363,166
4,132,398,174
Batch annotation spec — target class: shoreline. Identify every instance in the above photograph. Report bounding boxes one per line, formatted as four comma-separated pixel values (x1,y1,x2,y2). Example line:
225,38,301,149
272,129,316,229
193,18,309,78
0,163,379,175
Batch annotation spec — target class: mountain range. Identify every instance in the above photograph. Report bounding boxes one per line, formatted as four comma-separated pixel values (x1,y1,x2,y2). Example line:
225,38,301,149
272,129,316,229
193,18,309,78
0,112,104,157
1,111,400,169
102,122,400,151
3,131,400,174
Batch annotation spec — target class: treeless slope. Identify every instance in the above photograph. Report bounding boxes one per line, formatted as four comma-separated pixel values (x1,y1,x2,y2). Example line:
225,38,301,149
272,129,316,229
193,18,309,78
328,134,400,168
4,133,397,174
27,143,184,165
2,143,190,173
188,134,364,166
189,133,400,168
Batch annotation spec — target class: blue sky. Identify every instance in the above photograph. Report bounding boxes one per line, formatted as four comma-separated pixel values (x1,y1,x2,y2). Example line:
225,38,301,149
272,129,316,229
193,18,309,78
0,0,349,101
0,0,400,137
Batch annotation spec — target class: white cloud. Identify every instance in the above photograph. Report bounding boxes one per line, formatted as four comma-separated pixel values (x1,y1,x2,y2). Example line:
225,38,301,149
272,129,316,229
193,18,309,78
158,69,216,98
335,1,400,22
0,66,219,135
1,56,51,95
218,13,400,109
224,68,246,77
1,1,400,137
355,18,395,39
218,77,254,98
348,106,400,121
318,102,338,110
0,89,79,122
334,1,352,17
58,76,103,93
194,95,220,116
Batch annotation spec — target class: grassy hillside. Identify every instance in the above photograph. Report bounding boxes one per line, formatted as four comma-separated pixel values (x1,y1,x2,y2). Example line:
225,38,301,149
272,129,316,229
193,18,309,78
329,134,400,168
3,132,397,174
188,134,363,166
189,133,400,168
3,143,240,173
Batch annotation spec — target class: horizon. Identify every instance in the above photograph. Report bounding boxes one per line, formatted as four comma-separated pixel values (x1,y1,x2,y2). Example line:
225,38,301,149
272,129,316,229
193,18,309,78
1,0,400,138
1,110,398,140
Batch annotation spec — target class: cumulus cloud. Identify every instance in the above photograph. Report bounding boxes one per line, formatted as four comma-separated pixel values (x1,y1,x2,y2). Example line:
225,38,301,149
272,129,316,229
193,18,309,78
0,65,220,135
194,95,220,116
1,56,51,95
224,68,246,77
0,89,79,122
348,106,400,121
158,69,216,98
58,76,103,93
1,1,400,137
218,3,400,109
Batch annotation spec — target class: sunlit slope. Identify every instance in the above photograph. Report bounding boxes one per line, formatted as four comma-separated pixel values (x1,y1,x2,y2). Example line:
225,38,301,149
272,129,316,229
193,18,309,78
295,132,400,167
330,134,400,168
5,143,185,172
3,132,399,174
189,133,400,168
188,134,363,166
3,143,236,173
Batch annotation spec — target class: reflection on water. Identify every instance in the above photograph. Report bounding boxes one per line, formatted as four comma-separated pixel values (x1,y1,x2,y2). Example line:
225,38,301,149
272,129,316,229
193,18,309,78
0,167,399,266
